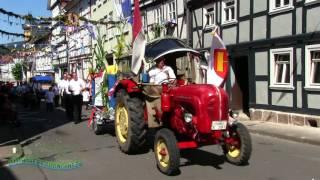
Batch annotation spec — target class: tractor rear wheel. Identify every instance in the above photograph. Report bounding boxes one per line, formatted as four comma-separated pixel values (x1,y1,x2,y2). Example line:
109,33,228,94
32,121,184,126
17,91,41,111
223,122,252,165
154,128,180,175
115,90,146,154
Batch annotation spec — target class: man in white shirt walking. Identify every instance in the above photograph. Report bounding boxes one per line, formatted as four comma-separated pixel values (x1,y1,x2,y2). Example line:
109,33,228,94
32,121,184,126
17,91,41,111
59,73,73,120
69,72,85,123
58,73,68,108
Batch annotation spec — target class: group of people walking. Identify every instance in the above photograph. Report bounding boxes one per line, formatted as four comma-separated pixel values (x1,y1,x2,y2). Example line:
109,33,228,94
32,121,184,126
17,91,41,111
58,72,89,124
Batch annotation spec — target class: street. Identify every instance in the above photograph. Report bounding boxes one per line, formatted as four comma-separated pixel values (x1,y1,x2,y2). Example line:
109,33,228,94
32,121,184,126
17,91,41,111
0,105,319,180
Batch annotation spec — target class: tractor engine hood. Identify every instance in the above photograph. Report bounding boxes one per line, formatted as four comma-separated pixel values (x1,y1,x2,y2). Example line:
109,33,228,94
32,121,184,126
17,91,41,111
169,84,229,134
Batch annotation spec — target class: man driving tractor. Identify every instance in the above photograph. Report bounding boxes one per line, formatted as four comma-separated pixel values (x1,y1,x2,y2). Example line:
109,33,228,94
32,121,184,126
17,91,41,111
148,57,176,84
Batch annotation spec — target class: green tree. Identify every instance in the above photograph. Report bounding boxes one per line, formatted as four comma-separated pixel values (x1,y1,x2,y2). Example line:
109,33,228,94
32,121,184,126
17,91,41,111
11,63,24,81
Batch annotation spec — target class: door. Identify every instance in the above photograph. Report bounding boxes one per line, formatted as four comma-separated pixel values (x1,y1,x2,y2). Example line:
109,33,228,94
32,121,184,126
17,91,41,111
231,56,249,115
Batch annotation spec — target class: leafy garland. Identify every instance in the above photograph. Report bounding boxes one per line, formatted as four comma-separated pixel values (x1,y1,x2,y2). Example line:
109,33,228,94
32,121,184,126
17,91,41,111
0,7,119,26
0,8,24,19
0,29,25,37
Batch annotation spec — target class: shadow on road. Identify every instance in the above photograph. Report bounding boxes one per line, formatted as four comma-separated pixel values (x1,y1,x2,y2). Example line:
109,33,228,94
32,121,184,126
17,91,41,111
180,149,226,169
14,102,75,145
0,161,18,180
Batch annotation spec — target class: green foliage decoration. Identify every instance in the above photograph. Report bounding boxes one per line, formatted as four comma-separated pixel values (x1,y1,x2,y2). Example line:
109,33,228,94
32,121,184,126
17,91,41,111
11,63,24,81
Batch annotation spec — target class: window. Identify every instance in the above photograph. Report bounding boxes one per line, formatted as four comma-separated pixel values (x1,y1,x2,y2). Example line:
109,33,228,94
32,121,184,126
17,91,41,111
108,11,113,21
305,0,320,5
142,14,148,32
167,1,176,21
154,7,162,24
222,0,237,25
107,28,113,39
270,48,294,90
269,0,293,14
115,27,120,36
305,45,320,90
203,5,215,29
96,0,102,7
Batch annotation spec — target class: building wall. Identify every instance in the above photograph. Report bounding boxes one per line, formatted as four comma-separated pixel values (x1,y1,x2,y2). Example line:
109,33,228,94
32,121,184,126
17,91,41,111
91,0,132,64
141,0,186,41
188,0,320,126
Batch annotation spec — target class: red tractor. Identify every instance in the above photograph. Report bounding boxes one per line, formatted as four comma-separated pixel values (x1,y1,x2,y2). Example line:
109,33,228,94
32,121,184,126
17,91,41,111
113,38,252,175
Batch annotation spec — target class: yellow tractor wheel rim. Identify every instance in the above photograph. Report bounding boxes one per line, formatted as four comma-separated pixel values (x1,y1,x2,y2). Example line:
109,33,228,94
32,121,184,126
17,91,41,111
228,146,241,158
156,139,169,168
116,104,129,143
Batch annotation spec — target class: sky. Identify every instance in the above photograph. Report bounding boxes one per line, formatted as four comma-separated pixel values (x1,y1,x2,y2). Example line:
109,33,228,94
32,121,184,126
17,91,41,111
0,0,51,44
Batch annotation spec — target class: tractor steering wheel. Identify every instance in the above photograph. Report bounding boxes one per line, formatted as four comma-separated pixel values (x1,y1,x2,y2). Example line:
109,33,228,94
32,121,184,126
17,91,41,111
158,78,177,85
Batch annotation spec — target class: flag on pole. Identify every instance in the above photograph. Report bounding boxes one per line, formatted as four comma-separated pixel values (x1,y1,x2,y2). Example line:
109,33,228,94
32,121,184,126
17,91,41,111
113,0,132,22
207,26,229,87
131,0,146,75
121,0,132,23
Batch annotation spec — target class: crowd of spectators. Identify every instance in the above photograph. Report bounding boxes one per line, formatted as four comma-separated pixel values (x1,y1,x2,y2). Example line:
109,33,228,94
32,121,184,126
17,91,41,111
0,82,19,126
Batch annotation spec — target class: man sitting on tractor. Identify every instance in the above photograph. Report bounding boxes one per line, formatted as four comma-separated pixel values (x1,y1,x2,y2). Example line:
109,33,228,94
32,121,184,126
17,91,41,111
148,57,176,84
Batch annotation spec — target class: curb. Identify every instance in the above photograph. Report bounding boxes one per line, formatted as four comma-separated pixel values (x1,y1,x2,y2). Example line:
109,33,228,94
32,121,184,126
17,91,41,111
248,129,320,147
0,144,24,166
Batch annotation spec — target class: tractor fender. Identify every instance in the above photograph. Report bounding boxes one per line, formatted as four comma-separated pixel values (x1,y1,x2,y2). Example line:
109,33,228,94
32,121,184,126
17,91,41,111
114,79,141,96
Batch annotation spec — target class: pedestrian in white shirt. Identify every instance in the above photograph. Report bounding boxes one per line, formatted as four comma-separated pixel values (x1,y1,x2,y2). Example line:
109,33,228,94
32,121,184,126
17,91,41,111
58,73,68,107
148,57,176,84
60,73,73,120
69,72,85,123
82,88,90,110
45,87,55,112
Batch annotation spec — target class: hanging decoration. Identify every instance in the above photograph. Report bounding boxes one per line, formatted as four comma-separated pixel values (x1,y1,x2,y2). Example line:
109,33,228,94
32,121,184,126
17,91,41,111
0,8,21,19
0,29,25,37
0,7,119,26
66,13,79,26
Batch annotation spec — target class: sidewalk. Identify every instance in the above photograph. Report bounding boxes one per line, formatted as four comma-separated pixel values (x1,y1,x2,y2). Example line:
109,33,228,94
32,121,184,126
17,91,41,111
0,125,24,165
241,120,320,146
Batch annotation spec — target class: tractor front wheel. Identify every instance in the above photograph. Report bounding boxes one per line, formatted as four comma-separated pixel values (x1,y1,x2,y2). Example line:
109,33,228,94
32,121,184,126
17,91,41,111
154,128,180,175
223,122,252,165
115,90,146,154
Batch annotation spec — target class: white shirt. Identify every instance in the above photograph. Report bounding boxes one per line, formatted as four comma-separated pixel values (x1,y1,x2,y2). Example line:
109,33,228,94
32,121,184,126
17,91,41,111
59,79,71,95
148,66,176,84
69,78,85,96
82,90,90,102
45,91,55,103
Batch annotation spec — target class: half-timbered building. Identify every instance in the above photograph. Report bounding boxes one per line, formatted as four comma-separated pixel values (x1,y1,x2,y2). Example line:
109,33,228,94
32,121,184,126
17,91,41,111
186,0,320,127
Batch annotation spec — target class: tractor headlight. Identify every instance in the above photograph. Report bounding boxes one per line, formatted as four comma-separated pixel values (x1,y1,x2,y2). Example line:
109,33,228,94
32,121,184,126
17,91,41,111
184,113,193,123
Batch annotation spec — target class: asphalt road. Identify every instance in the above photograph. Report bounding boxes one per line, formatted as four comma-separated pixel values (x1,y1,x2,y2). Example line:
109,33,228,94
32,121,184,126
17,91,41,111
1,104,320,180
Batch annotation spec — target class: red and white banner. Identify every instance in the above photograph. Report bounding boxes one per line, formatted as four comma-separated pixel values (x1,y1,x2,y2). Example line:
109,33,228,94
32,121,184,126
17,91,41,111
131,0,146,75
207,29,229,87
